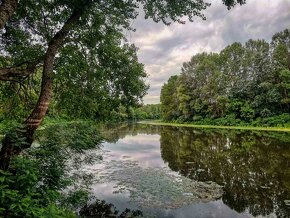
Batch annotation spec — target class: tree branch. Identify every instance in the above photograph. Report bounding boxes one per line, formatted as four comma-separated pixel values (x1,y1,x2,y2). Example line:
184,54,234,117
0,59,41,81
0,0,17,29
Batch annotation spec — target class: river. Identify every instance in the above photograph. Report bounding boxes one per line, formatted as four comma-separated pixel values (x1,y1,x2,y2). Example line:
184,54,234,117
74,123,290,218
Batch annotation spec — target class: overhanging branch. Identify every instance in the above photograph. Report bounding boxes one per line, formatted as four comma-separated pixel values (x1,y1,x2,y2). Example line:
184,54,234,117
0,59,42,81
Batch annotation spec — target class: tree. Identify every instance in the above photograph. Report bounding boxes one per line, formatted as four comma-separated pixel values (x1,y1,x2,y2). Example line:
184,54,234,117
0,0,246,169
160,75,179,120
269,29,290,112
0,0,17,29
53,42,148,119
160,29,290,124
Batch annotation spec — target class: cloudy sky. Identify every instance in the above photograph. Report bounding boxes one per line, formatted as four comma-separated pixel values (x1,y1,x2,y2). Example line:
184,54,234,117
126,0,290,104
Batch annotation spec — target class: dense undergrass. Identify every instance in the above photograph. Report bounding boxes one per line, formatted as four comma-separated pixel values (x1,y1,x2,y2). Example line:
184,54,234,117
139,120,290,132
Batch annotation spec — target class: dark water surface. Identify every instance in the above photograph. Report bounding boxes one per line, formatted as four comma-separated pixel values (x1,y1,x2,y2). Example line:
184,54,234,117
81,124,290,218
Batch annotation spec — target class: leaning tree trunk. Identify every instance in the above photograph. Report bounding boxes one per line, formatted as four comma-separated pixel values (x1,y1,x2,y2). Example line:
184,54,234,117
0,0,17,29
0,10,82,170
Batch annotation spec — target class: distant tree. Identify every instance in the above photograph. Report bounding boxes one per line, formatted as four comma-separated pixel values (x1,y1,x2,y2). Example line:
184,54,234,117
160,75,179,120
271,29,290,111
160,29,290,124
133,104,161,120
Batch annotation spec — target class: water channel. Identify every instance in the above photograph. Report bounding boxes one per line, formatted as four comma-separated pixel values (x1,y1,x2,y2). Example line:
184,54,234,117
75,123,290,217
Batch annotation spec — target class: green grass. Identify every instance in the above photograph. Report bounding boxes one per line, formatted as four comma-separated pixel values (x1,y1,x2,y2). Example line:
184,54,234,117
40,117,89,129
0,117,89,135
138,120,290,132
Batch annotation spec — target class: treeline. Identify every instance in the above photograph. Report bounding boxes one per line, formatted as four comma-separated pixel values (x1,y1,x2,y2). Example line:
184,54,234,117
133,104,161,120
108,104,161,122
161,29,290,127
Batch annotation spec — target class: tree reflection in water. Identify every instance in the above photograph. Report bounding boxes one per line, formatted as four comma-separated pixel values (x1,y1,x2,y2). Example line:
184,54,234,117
98,124,290,217
159,126,290,217
80,199,143,218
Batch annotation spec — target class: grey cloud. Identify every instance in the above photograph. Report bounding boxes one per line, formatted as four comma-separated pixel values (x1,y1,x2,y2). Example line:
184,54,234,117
130,0,290,104
221,1,290,45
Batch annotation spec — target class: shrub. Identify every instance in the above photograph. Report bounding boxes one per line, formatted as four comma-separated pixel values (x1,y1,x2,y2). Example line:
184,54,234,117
0,122,103,217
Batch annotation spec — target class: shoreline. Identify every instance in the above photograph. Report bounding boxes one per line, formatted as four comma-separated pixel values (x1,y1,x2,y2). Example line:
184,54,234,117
138,120,290,132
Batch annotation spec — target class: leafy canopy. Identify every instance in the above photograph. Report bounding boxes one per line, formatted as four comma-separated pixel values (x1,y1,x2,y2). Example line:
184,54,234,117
161,29,290,126
0,0,245,120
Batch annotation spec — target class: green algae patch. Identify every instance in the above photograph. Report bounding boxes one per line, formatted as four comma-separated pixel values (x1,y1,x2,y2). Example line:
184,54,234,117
97,160,223,209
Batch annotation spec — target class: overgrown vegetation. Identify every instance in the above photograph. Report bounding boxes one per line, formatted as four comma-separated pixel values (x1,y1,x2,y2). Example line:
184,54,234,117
0,122,102,217
161,29,290,127
94,104,161,123
132,104,161,121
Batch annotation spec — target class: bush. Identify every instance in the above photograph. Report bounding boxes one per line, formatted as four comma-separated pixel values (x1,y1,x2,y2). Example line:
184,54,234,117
260,108,272,118
0,122,104,217
0,159,76,218
260,113,290,127
192,116,203,122
240,103,255,121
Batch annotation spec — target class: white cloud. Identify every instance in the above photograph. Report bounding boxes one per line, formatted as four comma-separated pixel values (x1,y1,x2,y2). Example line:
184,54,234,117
128,0,290,104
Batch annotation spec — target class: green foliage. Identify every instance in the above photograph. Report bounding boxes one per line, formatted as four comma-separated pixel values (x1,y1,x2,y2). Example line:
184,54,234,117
253,113,290,127
0,0,243,122
0,122,103,217
160,28,290,127
0,57,41,121
0,158,76,218
240,102,255,121
160,75,179,120
52,42,148,120
92,103,162,122
133,104,161,120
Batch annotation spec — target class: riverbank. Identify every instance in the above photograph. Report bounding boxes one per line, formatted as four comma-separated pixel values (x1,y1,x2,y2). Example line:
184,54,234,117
139,120,290,132
2,118,290,134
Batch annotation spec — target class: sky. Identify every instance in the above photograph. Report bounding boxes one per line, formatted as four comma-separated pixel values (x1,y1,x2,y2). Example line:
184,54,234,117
126,0,290,104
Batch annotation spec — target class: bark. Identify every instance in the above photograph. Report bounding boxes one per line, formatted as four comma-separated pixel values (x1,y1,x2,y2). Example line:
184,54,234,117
0,10,82,170
25,10,82,136
0,59,41,81
0,0,17,29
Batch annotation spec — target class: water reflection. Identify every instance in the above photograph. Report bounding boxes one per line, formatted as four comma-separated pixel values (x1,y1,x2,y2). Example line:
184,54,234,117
159,127,290,217
103,134,164,168
99,124,290,217
80,199,143,218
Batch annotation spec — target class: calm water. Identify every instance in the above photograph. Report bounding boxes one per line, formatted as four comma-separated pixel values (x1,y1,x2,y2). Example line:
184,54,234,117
80,124,290,218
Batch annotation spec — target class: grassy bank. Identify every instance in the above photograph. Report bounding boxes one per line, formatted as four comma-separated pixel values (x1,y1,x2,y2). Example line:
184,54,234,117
139,120,290,132
0,117,88,132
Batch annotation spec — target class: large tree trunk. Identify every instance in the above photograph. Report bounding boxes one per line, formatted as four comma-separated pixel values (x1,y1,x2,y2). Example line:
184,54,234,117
0,0,17,29
0,10,82,170
26,9,82,137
